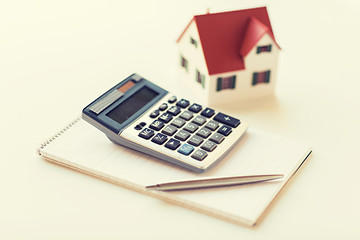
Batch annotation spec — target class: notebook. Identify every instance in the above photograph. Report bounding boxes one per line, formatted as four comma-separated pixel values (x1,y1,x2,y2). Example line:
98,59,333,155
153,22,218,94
37,118,311,226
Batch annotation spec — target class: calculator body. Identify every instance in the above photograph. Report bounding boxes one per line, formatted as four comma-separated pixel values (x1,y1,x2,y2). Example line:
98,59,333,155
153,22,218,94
82,74,248,173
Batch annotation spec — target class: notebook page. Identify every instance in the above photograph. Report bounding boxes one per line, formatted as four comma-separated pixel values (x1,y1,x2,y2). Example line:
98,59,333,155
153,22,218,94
40,119,311,225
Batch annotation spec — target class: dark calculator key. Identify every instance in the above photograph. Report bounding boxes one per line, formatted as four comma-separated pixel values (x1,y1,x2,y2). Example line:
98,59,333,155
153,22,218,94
159,103,168,111
151,133,168,145
192,115,206,126
177,143,194,156
183,122,199,133
217,125,232,136
191,149,208,161
201,108,215,118
161,125,178,136
134,125,142,130
149,120,165,131
138,128,155,140
149,109,160,118
196,127,212,138
171,118,186,128
168,96,177,103
174,130,191,141
139,122,146,127
187,135,204,147
158,113,173,123
213,113,240,128
165,138,181,150
167,106,181,116
188,103,202,113
179,110,194,121
204,120,219,131
201,140,217,152
176,99,190,108
209,132,225,144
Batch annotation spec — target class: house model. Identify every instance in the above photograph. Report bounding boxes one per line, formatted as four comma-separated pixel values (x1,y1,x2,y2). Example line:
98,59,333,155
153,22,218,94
177,7,280,106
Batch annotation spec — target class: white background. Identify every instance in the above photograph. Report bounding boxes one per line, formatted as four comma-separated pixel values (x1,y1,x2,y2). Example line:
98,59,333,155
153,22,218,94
1,0,360,239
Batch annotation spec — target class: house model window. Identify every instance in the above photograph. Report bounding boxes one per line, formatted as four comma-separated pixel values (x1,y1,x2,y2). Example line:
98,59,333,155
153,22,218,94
217,76,236,91
256,44,272,54
196,69,205,88
190,37,198,47
180,55,188,71
252,70,270,85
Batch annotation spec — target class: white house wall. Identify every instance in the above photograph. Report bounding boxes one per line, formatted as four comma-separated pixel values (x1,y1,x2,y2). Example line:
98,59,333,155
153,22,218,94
177,20,210,104
208,33,280,106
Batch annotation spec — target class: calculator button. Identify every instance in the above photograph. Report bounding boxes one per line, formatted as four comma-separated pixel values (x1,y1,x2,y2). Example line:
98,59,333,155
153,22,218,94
176,99,190,108
179,110,194,121
191,149,208,161
139,122,146,127
149,120,165,131
159,103,168,111
138,128,155,139
168,96,177,103
187,135,204,147
167,106,181,116
196,127,212,138
151,133,168,145
201,108,215,118
188,103,202,113
177,143,194,156
149,110,160,118
201,140,217,152
213,113,240,128
158,113,173,123
183,123,199,133
192,115,207,126
209,133,225,144
217,125,232,136
171,118,186,128
134,124,143,130
174,130,191,141
161,125,178,136
204,120,219,131
165,138,181,150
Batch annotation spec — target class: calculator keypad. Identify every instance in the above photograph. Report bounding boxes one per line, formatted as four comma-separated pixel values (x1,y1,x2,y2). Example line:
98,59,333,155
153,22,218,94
138,96,243,168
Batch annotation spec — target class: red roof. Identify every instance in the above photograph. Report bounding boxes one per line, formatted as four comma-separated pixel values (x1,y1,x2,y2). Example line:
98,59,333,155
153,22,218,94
177,7,280,75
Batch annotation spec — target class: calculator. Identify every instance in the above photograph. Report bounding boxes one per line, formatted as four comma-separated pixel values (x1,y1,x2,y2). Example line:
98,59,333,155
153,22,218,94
82,74,248,173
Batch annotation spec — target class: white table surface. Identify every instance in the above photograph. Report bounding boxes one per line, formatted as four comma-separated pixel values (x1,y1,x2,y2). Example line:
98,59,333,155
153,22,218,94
1,0,359,239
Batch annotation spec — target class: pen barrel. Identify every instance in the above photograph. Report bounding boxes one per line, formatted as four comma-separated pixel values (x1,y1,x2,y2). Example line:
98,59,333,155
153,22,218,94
155,175,283,191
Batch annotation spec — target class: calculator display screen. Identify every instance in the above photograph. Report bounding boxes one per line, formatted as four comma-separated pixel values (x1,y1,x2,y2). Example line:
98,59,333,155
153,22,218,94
106,86,158,124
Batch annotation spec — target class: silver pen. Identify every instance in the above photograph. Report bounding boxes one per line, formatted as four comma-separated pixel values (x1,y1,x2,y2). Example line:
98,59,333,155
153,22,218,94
146,174,284,191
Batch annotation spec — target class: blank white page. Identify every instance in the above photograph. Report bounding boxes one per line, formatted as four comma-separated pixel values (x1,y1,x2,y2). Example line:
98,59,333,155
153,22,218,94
39,119,311,226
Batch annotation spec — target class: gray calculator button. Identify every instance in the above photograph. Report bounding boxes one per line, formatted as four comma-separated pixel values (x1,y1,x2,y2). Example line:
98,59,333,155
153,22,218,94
196,127,211,138
187,135,204,147
161,125,178,136
205,120,219,131
209,133,225,144
179,110,194,121
168,96,177,103
167,106,181,116
183,122,199,133
138,128,155,140
149,120,164,131
192,115,207,126
201,140,217,152
174,130,191,141
171,118,186,128
159,103,168,111
191,149,208,161
159,113,173,123
217,125,232,136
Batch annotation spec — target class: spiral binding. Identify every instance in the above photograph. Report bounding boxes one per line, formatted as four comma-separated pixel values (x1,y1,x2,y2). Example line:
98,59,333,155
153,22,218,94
37,117,81,155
